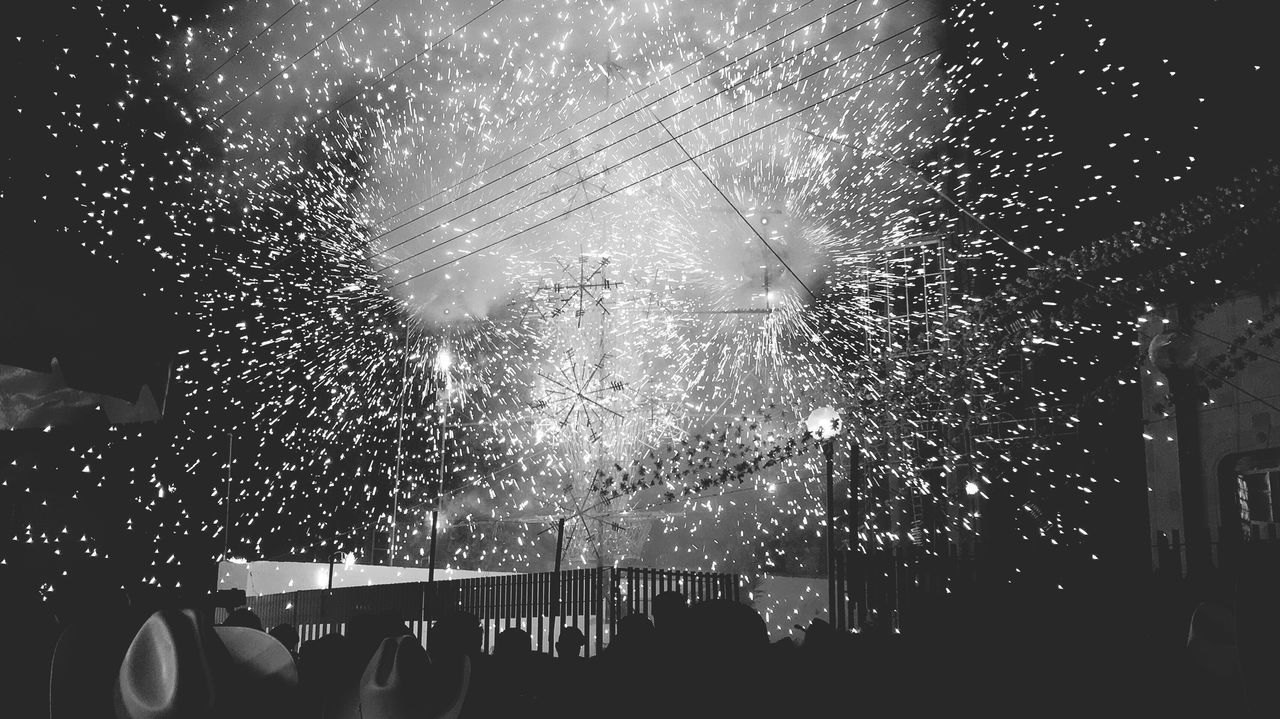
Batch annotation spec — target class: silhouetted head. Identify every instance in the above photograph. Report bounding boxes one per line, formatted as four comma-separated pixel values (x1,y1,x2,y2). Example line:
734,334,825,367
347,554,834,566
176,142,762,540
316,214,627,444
799,617,837,653
223,606,264,632
430,611,483,661
618,613,654,638
555,626,586,658
269,623,300,654
686,599,768,661
652,591,688,633
298,632,352,683
493,627,532,657
608,613,655,658
348,610,412,670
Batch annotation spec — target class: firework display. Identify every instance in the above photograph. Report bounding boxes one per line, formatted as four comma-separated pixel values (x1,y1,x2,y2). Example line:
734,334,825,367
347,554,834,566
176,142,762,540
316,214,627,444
5,0,1278,607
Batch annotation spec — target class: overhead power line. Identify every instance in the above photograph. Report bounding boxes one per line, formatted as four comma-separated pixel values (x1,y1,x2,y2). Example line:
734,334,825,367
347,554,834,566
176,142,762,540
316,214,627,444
199,0,305,85
651,109,819,299
211,0,392,125
369,0,911,251
368,0,842,233
389,48,943,288
223,0,818,197
380,13,940,277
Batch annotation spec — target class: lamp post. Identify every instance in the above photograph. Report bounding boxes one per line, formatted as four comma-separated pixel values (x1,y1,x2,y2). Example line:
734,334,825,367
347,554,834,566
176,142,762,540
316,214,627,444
328,550,356,590
428,348,452,584
1149,327,1208,577
806,406,842,629
390,325,411,566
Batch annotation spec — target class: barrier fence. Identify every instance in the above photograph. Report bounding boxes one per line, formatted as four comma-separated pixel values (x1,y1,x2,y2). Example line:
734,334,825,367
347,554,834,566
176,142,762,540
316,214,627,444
221,566,740,657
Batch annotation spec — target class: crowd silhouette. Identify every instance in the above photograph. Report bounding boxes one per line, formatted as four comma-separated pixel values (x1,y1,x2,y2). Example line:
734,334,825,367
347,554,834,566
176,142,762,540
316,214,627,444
5,562,1280,718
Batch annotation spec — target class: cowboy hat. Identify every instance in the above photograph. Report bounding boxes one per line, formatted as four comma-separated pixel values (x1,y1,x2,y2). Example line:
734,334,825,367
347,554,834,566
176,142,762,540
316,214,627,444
113,609,297,719
358,636,471,719
50,619,137,719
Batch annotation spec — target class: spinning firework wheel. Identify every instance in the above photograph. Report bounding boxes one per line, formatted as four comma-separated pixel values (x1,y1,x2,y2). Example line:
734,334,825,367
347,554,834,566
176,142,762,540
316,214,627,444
525,255,622,327
561,508,668,567
531,351,627,442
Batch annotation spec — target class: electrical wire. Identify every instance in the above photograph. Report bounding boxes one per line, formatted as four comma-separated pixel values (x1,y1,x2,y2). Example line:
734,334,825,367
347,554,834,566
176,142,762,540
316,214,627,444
211,0,392,125
199,0,305,85
368,0,859,234
380,15,941,279
388,48,943,287
370,0,920,256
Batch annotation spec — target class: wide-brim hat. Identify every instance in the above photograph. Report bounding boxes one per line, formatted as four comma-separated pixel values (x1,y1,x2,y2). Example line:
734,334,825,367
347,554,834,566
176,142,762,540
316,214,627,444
50,620,136,719
212,625,299,717
358,636,471,719
114,609,297,719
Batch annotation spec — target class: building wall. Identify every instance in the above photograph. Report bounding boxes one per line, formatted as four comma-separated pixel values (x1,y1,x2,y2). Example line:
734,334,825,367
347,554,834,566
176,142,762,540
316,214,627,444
1140,292,1280,570
217,560,512,596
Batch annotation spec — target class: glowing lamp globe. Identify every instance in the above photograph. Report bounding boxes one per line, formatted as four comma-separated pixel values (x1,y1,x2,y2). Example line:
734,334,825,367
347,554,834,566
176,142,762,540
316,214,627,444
805,406,842,439
1148,331,1197,372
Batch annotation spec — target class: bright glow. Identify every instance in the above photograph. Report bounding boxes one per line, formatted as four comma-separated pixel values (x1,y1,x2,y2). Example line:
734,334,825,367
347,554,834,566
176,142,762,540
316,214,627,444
965,481,980,496
805,406,842,438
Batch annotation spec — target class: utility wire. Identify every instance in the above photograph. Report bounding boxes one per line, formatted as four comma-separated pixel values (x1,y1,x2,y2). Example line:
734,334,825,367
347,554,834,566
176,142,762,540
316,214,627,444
381,14,940,277
1196,363,1280,415
389,48,942,287
225,0,820,206
651,109,819,299
369,0,859,235
324,0,514,119
199,0,305,85
211,0,391,125
1188,327,1280,368
371,0,918,255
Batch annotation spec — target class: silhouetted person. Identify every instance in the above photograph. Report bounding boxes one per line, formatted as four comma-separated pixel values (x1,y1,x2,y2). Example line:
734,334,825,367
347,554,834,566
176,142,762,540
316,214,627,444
555,625,586,659
598,613,658,718
493,626,532,657
651,590,688,634
223,605,264,631
1,568,58,718
490,627,539,712
1184,600,1248,714
1236,543,1280,715
683,600,772,715
430,610,483,660
606,613,655,660
269,622,300,657
348,610,413,670
299,632,358,719
430,611,489,718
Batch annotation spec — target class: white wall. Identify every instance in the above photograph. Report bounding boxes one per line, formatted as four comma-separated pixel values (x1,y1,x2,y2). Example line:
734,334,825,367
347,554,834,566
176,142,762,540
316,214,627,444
217,560,513,596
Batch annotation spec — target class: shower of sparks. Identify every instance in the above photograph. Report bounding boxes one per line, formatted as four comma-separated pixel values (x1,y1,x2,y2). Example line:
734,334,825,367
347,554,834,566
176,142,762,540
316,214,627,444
11,0,1258,596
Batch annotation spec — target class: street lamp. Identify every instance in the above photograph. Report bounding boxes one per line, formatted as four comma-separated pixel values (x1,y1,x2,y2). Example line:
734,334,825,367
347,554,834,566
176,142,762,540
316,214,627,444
806,406,842,629
328,550,356,590
428,347,451,583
